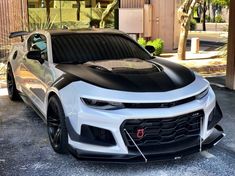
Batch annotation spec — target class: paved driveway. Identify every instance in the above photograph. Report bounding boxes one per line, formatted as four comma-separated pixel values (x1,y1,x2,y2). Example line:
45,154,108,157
0,85,235,176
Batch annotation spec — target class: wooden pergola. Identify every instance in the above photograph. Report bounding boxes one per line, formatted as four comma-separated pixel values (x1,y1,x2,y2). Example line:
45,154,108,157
226,0,235,90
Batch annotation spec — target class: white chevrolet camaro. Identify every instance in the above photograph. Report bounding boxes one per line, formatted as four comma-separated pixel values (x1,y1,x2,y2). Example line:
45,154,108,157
7,29,224,162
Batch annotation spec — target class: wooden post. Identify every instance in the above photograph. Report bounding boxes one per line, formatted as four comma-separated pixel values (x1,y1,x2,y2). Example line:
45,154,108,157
226,1,235,90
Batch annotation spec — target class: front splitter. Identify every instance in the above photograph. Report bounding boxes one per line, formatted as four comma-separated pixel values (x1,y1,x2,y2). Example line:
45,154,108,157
68,125,224,163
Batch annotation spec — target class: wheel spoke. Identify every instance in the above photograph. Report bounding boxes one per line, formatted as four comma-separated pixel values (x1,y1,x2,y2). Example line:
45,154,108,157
47,116,60,127
47,100,64,150
47,117,59,123
50,103,58,114
53,127,61,145
48,122,59,127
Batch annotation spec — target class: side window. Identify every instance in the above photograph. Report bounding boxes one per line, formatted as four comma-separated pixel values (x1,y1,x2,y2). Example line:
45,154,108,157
27,34,48,61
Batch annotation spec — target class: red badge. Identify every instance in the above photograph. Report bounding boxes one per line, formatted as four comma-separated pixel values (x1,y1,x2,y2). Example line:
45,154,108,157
136,129,144,139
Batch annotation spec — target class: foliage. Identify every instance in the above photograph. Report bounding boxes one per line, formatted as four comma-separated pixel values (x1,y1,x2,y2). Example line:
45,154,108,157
190,18,197,30
137,38,147,47
29,12,56,31
205,15,211,22
215,15,225,23
211,0,230,7
146,39,164,56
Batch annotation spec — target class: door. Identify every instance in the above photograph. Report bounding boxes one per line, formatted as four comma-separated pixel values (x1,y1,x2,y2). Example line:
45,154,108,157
24,33,52,110
151,0,175,51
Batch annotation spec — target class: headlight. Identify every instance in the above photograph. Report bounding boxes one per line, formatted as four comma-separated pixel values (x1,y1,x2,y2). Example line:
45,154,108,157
196,87,209,99
81,98,124,110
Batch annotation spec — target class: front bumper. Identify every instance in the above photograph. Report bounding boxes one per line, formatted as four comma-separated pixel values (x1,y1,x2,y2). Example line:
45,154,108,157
68,125,224,163
64,86,218,152
59,77,223,162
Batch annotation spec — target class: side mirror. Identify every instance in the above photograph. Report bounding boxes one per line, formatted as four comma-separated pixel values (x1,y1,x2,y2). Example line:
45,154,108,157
145,45,155,54
26,51,44,64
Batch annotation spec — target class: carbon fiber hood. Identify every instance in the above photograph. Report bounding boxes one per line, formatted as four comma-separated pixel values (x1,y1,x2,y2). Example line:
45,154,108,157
55,58,195,92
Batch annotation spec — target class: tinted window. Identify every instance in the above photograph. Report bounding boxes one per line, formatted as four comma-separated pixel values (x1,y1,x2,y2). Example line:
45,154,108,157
28,34,48,60
51,33,151,64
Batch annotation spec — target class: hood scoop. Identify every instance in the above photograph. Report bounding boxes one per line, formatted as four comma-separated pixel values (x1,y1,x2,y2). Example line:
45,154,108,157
86,58,162,74
89,65,110,72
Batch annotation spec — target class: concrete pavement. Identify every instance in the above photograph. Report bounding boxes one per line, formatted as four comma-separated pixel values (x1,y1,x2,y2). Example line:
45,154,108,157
188,31,228,43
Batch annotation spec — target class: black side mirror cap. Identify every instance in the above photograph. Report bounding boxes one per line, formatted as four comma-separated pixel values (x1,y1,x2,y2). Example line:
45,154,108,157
26,51,44,64
145,45,155,54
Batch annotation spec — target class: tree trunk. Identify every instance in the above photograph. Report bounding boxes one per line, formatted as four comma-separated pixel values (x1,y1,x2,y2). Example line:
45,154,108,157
212,4,216,22
177,0,199,60
178,26,188,60
100,0,118,28
202,0,207,31
208,0,211,22
46,0,51,24
76,0,81,21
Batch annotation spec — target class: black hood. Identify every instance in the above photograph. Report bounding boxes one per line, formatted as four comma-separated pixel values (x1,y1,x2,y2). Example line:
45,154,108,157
55,58,195,92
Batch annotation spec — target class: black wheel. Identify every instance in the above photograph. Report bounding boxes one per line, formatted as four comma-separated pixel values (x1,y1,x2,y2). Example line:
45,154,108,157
47,95,68,154
7,64,20,100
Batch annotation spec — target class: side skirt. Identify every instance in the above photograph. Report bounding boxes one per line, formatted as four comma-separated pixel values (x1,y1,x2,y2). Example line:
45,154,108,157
19,92,46,123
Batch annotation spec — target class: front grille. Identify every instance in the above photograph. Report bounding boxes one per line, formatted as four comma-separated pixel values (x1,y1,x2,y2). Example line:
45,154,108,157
121,110,204,149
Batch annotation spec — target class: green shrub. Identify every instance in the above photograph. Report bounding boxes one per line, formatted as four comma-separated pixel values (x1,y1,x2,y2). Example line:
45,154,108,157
146,39,164,56
205,15,211,22
137,37,147,47
190,18,197,30
215,15,225,23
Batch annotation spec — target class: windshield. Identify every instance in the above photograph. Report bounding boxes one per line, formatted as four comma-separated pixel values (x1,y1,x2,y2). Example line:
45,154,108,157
51,33,151,64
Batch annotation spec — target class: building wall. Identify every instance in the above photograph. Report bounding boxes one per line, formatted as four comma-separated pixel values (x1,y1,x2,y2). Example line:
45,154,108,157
151,0,180,51
0,0,28,58
119,0,180,51
120,0,145,8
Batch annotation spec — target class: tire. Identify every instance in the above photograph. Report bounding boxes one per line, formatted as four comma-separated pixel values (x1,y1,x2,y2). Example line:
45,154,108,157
47,95,68,154
7,64,20,101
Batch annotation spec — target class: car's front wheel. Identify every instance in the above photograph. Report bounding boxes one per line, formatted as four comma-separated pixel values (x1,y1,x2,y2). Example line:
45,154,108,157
47,95,68,154
7,64,20,100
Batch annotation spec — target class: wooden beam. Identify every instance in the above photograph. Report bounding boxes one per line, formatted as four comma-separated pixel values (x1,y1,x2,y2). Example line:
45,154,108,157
226,1,235,89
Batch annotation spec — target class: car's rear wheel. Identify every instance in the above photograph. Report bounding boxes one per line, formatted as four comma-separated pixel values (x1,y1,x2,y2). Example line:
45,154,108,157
47,95,68,154
7,64,20,100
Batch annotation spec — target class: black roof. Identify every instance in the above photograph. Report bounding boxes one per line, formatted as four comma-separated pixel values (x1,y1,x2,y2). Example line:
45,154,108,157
47,28,125,36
